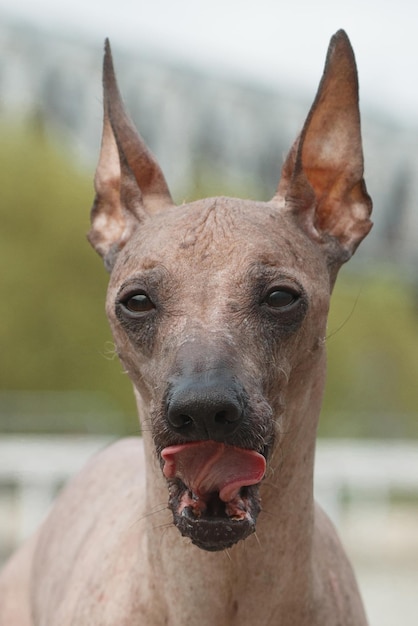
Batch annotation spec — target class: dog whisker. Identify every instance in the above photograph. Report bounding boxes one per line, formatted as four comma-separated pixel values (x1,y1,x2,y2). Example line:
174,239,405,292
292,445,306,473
325,287,363,342
151,522,174,532
253,531,262,550
223,548,232,562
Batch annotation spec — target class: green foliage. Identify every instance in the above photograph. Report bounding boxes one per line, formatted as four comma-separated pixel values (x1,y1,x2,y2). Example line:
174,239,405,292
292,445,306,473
0,122,417,438
0,121,138,434
321,271,418,438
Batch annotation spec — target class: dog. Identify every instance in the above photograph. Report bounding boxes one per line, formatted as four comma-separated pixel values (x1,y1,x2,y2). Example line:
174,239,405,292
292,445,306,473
0,30,371,625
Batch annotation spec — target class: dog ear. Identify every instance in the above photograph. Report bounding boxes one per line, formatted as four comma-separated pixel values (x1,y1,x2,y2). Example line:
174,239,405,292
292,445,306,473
275,30,372,268
88,40,174,271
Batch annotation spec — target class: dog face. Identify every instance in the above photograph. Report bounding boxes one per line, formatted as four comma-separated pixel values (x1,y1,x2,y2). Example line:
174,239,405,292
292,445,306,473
105,195,331,549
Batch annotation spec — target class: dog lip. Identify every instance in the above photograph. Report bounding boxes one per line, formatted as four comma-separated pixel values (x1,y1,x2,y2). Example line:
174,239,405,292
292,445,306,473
178,506,257,552
167,478,261,551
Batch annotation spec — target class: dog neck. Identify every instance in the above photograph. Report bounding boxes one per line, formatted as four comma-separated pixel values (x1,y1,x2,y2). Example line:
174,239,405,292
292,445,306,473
133,350,325,625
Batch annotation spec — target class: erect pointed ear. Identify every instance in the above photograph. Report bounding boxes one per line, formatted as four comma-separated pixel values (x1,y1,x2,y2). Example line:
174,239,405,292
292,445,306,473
88,40,174,271
275,30,372,268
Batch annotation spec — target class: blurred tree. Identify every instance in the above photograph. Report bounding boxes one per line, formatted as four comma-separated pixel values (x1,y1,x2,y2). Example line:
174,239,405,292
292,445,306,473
322,273,418,438
0,120,137,434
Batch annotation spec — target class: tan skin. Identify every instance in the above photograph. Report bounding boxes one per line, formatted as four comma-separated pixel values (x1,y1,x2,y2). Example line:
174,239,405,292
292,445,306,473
0,30,371,625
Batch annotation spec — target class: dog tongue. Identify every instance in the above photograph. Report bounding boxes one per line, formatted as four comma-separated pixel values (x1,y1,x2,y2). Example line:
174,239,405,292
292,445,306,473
161,441,266,502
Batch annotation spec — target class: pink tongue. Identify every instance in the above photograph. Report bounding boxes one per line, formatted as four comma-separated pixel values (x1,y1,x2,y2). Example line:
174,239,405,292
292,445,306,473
161,441,266,503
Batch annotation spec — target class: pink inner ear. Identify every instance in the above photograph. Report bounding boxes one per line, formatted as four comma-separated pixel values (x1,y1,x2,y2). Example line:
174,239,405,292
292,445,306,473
275,31,372,261
90,39,177,270
161,441,266,503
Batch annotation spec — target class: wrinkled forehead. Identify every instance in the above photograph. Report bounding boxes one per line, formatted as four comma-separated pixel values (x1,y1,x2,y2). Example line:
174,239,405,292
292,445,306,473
111,196,328,288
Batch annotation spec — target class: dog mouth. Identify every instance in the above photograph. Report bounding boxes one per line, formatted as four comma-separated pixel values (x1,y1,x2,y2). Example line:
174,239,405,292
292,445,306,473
161,441,266,551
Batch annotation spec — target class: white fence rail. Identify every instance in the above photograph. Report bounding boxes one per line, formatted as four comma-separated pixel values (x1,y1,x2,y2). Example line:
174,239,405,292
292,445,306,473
0,435,417,549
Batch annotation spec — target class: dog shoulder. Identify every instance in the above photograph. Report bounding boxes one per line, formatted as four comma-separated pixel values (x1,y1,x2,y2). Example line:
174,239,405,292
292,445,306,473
28,437,150,624
36,436,146,544
312,503,368,625
0,531,39,626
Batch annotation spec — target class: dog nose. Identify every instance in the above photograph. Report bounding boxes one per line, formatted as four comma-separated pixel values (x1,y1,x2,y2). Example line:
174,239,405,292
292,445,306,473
166,373,244,440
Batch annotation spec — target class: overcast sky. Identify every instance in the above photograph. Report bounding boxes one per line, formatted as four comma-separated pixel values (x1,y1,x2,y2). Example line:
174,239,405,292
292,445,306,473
1,0,417,125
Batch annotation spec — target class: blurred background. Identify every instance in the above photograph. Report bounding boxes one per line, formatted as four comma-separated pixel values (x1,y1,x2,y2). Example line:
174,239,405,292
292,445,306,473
0,1,417,623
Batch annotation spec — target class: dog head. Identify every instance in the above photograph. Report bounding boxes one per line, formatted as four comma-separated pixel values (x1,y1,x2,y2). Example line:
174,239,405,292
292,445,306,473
88,31,372,550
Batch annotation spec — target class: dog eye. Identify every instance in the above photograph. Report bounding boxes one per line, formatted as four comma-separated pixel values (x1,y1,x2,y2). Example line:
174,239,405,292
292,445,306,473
122,292,155,314
264,289,298,309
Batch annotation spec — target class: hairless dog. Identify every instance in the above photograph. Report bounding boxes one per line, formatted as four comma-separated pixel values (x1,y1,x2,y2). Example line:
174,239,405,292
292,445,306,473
0,30,372,625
